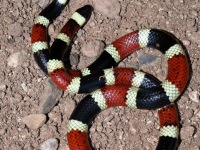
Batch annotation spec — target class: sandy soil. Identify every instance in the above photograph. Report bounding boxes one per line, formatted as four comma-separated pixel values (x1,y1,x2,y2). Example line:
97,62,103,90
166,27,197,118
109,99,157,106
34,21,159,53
0,0,200,150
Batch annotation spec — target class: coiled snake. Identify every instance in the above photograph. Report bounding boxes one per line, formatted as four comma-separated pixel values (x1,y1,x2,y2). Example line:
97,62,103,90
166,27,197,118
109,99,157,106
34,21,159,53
31,0,191,149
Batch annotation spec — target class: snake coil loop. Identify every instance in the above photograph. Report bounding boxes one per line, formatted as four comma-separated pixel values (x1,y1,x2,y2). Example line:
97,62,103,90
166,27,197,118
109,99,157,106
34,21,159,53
31,0,191,149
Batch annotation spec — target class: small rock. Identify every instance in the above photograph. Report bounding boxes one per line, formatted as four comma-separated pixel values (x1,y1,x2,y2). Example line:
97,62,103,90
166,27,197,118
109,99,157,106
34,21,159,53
0,85,6,91
180,126,195,139
77,29,83,37
22,114,46,130
39,79,63,114
96,125,103,132
41,138,58,150
7,22,23,36
93,0,121,18
7,52,21,67
190,10,198,16
188,91,199,103
182,39,191,46
70,53,79,66
21,83,28,92
119,131,124,140
89,21,96,27
129,125,137,134
23,33,30,42
7,35,15,44
138,53,159,66
48,24,55,35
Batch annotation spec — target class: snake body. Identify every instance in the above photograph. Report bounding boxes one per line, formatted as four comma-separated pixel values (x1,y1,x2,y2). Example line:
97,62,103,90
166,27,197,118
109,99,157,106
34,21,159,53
31,0,191,149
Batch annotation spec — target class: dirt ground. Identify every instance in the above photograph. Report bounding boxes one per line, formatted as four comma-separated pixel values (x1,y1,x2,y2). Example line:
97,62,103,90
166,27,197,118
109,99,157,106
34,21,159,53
0,0,200,150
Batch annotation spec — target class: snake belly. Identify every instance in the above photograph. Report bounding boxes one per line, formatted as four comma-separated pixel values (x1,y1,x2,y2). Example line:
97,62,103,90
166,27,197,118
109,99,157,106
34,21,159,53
31,0,191,149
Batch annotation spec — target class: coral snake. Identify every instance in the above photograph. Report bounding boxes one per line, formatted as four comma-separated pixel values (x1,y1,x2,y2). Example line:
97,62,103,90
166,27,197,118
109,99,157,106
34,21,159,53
31,0,191,149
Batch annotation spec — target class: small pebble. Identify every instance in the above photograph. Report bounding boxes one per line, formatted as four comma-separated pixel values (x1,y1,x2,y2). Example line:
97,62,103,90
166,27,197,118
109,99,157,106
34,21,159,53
0,85,6,91
129,124,137,134
188,91,199,103
190,10,198,16
21,83,28,92
70,54,79,66
7,22,23,36
138,53,159,66
96,125,103,132
7,52,21,67
39,79,63,114
48,24,55,35
93,0,121,18
41,138,58,150
182,39,191,46
22,114,46,130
